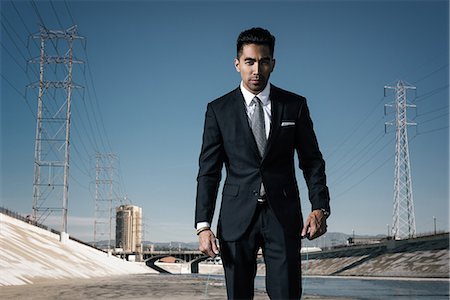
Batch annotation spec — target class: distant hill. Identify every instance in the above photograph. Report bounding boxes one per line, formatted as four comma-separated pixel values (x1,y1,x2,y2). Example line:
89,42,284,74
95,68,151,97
142,232,387,251
143,241,199,251
91,240,199,251
93,232,389,251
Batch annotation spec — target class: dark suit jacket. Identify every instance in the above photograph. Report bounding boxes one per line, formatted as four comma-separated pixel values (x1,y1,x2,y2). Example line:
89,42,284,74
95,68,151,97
195,84,330,242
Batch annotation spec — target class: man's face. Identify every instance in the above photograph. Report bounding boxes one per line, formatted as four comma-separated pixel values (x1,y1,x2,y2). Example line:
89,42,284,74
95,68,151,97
235,44,276,94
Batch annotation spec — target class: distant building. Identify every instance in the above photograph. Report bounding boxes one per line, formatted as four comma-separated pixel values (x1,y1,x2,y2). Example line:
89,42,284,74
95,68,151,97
115,205,142,253
300,247,322,253
347,236,382,246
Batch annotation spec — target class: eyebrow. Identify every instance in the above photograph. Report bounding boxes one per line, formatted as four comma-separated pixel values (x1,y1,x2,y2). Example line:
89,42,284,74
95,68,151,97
244,57,271,61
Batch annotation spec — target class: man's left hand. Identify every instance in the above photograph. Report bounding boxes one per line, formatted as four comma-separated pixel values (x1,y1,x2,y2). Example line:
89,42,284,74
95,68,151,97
301,209,327,240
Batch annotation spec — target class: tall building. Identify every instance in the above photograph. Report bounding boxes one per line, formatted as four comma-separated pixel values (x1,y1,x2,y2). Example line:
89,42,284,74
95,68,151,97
115,205,142,253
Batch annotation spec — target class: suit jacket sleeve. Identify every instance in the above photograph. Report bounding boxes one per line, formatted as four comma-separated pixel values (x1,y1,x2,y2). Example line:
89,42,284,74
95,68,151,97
195,102,225,227
296,99,330,214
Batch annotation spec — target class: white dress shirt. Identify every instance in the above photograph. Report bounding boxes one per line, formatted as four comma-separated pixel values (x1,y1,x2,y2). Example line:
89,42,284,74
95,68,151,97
240,81,272,139
196,82,272,231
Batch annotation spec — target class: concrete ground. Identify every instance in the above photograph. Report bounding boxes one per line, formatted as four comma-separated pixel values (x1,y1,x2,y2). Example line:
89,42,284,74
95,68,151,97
0,274,354,300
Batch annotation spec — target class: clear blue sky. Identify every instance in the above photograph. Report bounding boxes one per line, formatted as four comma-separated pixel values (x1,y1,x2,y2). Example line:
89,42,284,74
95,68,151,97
1,0,448,242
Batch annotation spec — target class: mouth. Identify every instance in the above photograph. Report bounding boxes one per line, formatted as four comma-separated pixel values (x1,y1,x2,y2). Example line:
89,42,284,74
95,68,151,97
250,78,261,85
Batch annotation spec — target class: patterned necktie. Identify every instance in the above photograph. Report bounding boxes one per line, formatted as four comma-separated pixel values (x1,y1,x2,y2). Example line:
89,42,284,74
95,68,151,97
251,96,267,158
251,96,267,198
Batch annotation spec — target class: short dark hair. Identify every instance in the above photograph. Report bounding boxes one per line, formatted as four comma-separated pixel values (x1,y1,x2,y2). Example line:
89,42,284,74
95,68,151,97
236,27,276,59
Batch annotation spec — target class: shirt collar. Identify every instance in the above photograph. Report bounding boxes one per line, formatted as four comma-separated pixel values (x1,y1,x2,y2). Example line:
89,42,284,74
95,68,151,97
240,81,271,106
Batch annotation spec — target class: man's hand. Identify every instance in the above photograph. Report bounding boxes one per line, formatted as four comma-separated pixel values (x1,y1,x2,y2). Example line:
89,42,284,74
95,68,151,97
301,209,327,240
198,229,219,257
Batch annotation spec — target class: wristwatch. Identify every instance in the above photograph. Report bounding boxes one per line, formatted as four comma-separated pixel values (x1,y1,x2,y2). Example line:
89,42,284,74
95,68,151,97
320,208,330,219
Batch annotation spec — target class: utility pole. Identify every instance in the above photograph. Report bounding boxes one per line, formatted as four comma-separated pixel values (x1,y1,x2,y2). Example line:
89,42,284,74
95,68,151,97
385,80,417,240
433,216,437,235
29,26,83,234
94,153,117,250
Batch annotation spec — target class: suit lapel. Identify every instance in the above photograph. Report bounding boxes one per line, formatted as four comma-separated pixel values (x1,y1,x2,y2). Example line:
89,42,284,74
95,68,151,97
263,85,283,161
233,88,261,159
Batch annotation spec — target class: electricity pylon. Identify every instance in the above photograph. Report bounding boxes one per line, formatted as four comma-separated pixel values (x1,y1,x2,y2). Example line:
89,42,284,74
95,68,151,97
94,152,117,249
29,25,84,233
384,80,417,240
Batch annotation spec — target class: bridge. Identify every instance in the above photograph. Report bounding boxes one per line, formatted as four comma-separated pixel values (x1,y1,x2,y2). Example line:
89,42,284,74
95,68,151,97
143,250,205,262
144,251,211,274
116,250,212,274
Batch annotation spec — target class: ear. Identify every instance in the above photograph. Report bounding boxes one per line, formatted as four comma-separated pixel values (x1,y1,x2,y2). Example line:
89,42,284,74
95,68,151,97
234,58,240,73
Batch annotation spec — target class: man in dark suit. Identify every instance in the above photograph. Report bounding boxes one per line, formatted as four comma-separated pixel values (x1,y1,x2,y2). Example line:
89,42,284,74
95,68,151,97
195,27,330,299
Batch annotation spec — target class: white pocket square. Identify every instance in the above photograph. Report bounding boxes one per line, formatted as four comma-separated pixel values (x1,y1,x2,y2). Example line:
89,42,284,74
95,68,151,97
281,121,295,127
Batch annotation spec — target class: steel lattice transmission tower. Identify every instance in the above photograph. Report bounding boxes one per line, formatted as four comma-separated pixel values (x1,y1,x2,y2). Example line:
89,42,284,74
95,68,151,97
384,80,417,240
94,153,117,249
29,25,84,233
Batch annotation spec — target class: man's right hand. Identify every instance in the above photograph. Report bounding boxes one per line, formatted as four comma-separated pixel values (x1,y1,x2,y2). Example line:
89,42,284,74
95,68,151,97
198,229,219,257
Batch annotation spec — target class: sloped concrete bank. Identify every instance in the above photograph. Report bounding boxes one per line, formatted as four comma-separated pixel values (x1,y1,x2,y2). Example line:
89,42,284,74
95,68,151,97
0,213,155,286
153,234,449,279
301,233,449,278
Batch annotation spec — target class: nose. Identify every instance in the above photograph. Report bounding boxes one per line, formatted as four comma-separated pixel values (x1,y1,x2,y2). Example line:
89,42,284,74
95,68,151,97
252,62,260,75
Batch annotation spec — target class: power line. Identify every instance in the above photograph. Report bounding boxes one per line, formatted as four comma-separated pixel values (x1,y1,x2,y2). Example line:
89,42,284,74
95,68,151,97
333,153,394,200
0,72,35,118
84,51,114,152
327,115,385,175
14,2,98,173
0,11,27,48
330,135,394,188
69,173,91,191
417,126,449,135
60,1,113,153
23,1,115,166
64,0,76,25
0,40,28,74
419,112,448,125
412,63,449,85
0,21,34,73
39,1,121,176
73,83,101,151
415,84,449,103
416,105,449,118
325,96,386,161
397,50,448,84
30,0,45,26
8,1,42,71
71,93,102,153
61,0,114,153
328,58,448,195
49,0,64,29
28,2,66,78
69,146,92,178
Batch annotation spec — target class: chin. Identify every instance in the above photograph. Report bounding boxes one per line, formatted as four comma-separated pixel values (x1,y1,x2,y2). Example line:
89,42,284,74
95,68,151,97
248,84,262,93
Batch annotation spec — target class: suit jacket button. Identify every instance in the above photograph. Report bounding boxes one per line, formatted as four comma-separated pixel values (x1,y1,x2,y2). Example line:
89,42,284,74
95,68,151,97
253,191,258,196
